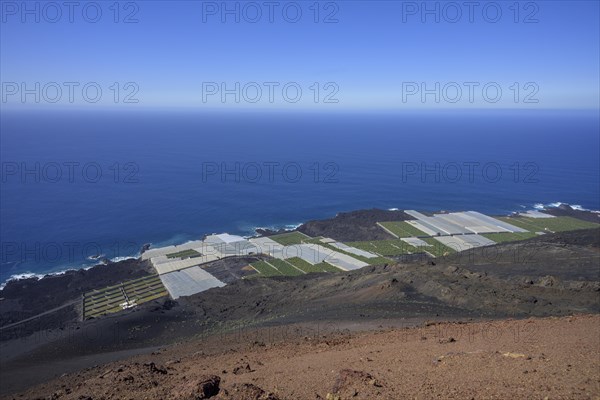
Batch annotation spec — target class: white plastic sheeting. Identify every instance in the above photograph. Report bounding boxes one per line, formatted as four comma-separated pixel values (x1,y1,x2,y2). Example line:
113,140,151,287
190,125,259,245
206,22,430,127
159,266,225,299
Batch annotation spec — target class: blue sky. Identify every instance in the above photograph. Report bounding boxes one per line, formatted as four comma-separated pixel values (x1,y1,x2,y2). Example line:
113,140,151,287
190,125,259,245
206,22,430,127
1,0,599,110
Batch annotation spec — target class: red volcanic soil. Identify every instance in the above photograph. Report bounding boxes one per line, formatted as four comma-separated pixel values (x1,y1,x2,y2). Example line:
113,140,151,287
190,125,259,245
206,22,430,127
6,314,599,399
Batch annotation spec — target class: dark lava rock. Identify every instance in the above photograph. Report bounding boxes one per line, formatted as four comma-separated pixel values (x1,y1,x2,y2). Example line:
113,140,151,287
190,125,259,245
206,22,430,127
255,228,289,237
193,375,221,399
144,362,167,375
297,208,412,241
173,375,220,399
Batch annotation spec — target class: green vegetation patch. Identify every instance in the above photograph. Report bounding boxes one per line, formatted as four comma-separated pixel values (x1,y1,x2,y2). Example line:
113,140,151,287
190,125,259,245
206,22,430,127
482,231,538,243
135,291,169,304
85,274,159,297
365,256,395,265
313,261,343,272
421,238,456,257
303,240,390,265
286,257,325,273
249,258,304,277
268,258,304,276
166,249,202,259
347,239,419,257
303,237,325,245
268,231,310,245
250,256,345,277
250,260,282,277
286,257,346,273
499,216,599,233
378,221,430,238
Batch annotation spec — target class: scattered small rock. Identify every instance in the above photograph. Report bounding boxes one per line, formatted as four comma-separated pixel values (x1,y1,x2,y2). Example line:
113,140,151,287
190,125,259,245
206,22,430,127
144,362,168,374
233,363,255,375
438,337,456,344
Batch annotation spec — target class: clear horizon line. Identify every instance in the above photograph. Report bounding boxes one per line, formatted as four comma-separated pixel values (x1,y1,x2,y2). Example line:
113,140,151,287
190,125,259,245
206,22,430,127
1,105,599,114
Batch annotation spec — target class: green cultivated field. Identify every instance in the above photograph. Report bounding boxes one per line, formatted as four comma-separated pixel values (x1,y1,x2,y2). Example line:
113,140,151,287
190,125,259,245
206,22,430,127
259,214,599,265
84,275,168,319
316,262,343,272
166,249,202,259
286,257,323,273
257,216,598,267
268,258,304,276
482,231,538,243
301,239,392,265
286,257,342,273
499,216,599,233
303,237,325,245
363,256,395,265
348,239,419,257
250,259,303,277
269,231,310,245
250,260,282,277
250,257,344,277
378,221,429,238
421,238,456,257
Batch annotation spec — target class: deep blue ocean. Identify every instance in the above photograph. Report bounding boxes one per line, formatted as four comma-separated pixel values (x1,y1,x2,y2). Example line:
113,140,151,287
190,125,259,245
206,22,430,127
1,109,599,284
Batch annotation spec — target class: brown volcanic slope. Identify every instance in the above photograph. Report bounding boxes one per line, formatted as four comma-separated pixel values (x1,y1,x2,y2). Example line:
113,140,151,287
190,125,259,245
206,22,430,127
7,315,600,400
1,229,599,397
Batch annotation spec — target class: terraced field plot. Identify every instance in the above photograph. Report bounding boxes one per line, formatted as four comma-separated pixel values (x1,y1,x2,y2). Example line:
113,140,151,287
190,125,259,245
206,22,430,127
268,231,310,245
313,261,344,272
482,231,539,243
498,216,599,233
303,237,326,245
347,239,420,257
378,221,429,238
83,275,168,319
268,258,304,276
421,238,457,257
249,257,343,277
166,249,202,259
249,260,282,277
286,257,343,273
301,240,392,265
